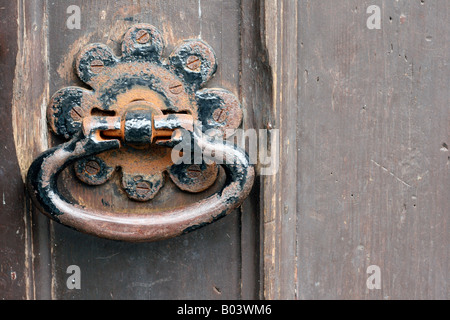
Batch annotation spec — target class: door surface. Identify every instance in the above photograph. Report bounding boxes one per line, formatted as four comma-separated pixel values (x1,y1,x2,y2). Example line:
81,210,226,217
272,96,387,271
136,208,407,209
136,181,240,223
2,0,260,300
0,0,448,300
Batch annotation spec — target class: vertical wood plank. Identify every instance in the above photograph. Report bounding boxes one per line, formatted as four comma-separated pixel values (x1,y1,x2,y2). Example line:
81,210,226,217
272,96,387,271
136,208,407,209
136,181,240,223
259,0,448,300
0,0,30,300
9,0,53,300
240,0,273,299
295,0,448,299
260,0,299,299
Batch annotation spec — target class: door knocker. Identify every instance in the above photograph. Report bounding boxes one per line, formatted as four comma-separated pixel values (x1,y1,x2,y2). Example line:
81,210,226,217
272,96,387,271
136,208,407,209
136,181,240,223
26,24,254,242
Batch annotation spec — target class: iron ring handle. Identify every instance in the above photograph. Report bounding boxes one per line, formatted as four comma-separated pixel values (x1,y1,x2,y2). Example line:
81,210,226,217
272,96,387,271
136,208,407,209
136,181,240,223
26,117,255,242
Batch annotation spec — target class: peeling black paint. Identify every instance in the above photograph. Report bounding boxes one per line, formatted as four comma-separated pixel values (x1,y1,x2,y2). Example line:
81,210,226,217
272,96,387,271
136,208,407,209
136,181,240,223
168,161,216,189
196,90,226,131
182,209,228,235
26,131,120,220
124,110,153,145
49,87,86,139
121,173,163,201
74,156,114,186
97,75,171,110
78,44,118,84
121,24,164,63
169,40,217,90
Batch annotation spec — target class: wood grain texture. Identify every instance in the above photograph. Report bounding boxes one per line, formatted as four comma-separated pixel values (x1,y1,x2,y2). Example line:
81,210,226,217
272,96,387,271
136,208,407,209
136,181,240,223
10,0,54,300
260,0,448,299
258,0,300,300
0,0,30,300
296,0,448,300
240,0,271,300
12,0,50,181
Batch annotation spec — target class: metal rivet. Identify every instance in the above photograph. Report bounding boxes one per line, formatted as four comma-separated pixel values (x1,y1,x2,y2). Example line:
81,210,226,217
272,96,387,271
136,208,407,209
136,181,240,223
212,107,230,124
136,30,150,44
90,60,104,73
85,160,101,176
186,55,201,71
69,106,84,121
135,181,152,196
169,82,183,95
186,165,203,178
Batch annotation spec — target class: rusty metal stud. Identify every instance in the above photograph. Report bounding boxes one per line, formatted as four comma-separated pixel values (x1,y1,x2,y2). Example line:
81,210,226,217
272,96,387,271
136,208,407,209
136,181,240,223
90,59,105,73
74,156,114,186
76,44,117,85
186,55,202,72
122,173,164,202
168,162,219,193
122,24,164,62
135,30,151,44
169,81,184,95
186,164,202,178
196,88,243,138
169,40,217,89
85,160,101,175
47,87,93,139
69,106,84,122
212,107,230,123
136,181,151,195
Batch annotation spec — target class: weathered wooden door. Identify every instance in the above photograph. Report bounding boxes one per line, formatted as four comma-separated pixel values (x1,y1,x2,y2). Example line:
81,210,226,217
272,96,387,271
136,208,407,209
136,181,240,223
1,0,448,300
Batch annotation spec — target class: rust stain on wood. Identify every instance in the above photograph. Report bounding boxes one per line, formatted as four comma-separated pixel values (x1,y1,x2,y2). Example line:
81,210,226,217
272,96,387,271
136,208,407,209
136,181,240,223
57,33,94,81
